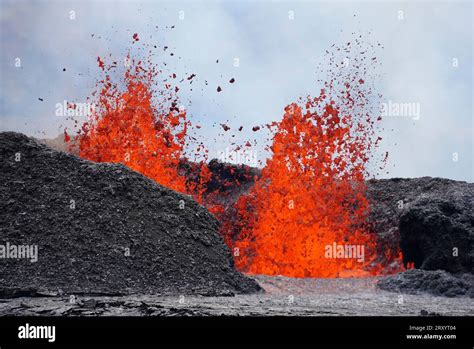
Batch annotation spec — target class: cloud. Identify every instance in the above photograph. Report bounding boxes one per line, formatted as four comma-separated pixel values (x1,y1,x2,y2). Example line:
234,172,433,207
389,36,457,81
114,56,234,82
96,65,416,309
0,0,472,181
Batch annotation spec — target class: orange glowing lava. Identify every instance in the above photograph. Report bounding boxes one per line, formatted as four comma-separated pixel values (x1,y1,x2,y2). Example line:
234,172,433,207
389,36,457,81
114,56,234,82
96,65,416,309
232,94,384,277
68,37,405,278
226,40,406,277
75,56,193,194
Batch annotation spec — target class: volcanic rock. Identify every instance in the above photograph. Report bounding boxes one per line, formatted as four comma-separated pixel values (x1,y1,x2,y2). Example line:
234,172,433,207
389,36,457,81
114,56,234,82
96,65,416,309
0,132,261,297
377,269,473,298
186,164,473,276
31,134,474,276
399,194,473,273
366,178,473,274
180,158,260,200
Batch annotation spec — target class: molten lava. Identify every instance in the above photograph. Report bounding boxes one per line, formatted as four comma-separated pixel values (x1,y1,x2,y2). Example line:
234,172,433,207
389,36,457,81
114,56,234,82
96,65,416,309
233,93,382,277
226,41,406,277
75,56,192,194
68,37,405,278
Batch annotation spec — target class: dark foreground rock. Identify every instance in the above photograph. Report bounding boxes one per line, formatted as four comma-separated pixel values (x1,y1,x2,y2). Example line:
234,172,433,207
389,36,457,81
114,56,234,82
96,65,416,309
1,276,472,316
184,163,474,276
377,269,473,298
41,136,474,276
366,178,473,274
0,132,260,297
32,135,474,300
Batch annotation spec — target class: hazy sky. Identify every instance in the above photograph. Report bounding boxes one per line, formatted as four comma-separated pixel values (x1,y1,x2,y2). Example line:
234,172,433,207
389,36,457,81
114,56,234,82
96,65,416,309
0,0,472,181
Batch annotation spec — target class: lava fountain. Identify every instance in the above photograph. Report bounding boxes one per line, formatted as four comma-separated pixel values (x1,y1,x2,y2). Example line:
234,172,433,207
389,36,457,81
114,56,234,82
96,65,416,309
68,37,405,278
233,95,379,277
70,54,211,199
230,40,405,277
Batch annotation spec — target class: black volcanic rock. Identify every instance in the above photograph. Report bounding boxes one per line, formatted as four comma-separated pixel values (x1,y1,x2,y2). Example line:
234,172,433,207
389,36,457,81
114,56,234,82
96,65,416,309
399,192,473,274
205,159,261,194
179,158,260,201
181,160,474,276
0,132,261,297
366,178,473,274
25,134,474,281
192,164,474,276
179,158,262,242
378,269,473,298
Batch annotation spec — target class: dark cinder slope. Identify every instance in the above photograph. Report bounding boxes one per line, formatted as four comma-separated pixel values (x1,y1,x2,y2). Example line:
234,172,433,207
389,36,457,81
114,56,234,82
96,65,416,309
0,132,261,297
368,178,473,298
366,178,473,274
378,269,473,298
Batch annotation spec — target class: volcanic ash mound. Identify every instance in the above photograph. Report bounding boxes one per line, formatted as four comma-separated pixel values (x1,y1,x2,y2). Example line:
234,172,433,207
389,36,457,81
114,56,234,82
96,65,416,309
0,132,261,297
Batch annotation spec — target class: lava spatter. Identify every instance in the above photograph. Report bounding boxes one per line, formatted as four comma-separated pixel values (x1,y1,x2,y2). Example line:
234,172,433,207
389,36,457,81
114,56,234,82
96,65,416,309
68,34,404,278
232,95,380,277
229,39,404,277
74,54,190,193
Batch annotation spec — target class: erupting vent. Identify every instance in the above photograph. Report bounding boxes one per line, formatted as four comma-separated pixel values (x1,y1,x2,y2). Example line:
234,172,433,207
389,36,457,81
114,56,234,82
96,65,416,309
74,57,211,200
234,95,384,277
67,37,405,278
